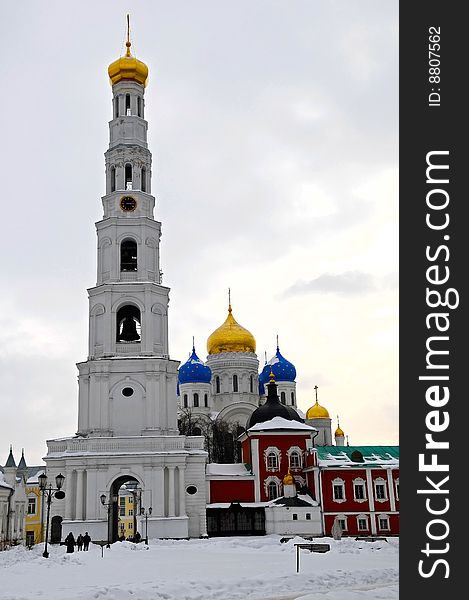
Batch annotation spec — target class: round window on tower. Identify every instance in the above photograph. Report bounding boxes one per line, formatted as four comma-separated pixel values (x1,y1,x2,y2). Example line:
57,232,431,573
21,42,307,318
122,387,134,397
186,485,198,495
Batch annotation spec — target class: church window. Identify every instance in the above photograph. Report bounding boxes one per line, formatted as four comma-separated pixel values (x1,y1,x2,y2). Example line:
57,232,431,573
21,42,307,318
114,96,119,118
186,485,198,495
137,96,141,117
280,391,286,405
378,515,390,530
267,480,279,500
357,516,369,531
122,387,134,397
232,374,238,392
250,374,253,393
193,427,201,436
289,451,301,469
126,94,131,115
193,393,199,407
204,393,208,407
27,497,36,515
111,167,116,192
141,167,146,192
125,163,133,190
215,376,220,393
374,478,388,501
353,478,367,502
291,392,295,405
266,452,279,470
306,513,311,520
183,394,188,408
332,477,346,503
337,517,347,531
121,240,138,271
116,305,141,342
292,514,298,520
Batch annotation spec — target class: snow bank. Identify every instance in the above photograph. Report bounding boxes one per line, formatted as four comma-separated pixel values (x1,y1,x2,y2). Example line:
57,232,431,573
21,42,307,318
0,535,398,600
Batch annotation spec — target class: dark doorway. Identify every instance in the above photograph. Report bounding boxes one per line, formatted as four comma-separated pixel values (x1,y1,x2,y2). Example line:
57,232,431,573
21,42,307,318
50,515,63,543
207,503,265,536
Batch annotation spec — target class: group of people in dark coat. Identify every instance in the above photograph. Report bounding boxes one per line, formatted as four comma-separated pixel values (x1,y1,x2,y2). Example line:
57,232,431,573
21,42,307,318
64,531,91,553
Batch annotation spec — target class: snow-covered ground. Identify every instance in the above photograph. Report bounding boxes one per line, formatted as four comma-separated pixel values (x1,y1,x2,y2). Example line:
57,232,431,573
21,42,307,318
0,535,398,600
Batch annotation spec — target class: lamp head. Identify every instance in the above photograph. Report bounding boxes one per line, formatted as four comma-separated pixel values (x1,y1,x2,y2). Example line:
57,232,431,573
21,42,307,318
55,473,65,490
38,472,47,491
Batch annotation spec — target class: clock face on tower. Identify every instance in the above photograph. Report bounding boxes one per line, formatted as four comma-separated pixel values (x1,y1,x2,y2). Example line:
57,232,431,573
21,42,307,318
120,196,137,212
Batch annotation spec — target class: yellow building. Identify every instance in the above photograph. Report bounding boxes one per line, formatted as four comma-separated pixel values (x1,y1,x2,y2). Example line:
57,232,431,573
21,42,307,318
117,489,138,540
25,471,45,547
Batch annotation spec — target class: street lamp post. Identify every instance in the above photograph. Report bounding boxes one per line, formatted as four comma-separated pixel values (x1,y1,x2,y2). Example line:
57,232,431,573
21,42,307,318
100,493,118,547
38,472,65,559
140,506,152,545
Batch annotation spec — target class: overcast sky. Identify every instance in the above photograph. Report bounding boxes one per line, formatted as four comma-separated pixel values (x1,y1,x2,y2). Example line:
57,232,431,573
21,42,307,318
1,0,398,466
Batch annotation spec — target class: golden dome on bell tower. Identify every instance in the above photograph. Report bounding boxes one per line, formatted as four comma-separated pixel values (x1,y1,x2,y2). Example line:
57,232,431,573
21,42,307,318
108,15,149,87
207,291,256,355
305,385,330,419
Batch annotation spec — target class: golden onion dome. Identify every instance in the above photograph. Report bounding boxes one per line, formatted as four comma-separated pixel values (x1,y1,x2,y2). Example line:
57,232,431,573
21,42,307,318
108,18,148,87
335,426,345,437
283,470,294,486
207,304,256,355
306,399,330,420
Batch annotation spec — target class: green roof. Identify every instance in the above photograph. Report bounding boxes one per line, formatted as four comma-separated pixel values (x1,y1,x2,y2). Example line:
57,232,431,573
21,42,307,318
316,445,399,465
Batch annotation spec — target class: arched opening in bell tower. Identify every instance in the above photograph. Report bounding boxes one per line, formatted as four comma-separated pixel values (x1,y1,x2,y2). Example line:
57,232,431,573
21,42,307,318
107,475,143,543
141,167,146,192
116,305,141,342
125,94,131,116
120,239,138,271
111,167,116,192
125,163,133,190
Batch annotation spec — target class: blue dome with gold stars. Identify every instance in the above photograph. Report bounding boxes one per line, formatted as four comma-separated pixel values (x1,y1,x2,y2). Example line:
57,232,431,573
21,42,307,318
259,346,296,394
178,346,212,385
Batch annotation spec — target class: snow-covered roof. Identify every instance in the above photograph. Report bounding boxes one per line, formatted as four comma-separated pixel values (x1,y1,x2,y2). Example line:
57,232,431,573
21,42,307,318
248,416,316,432
26,469,45,484
268,493,318,507
206,463,252,477
0,471,13,490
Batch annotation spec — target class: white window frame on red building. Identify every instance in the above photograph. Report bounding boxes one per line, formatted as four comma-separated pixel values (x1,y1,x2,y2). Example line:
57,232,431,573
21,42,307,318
394,477,399,501
264,446,281,472
264,476,282,500
378,514,390,531
332,477,346,503
374,477,388,502
286,446,303,470
352,477,367,503
357,514,369,531
336,514,348,531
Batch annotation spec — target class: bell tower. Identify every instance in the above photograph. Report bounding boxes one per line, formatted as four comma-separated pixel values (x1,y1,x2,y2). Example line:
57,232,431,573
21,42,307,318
76,22,177,438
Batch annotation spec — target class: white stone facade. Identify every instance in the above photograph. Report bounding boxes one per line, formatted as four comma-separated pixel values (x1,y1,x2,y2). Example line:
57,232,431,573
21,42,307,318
44,56,207,541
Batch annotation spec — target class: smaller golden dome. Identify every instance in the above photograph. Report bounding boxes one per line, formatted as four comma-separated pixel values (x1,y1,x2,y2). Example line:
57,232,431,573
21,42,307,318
306,399,330,420
108,17,148,87
207,304,256,355
335,426,345,437
283,470,294,486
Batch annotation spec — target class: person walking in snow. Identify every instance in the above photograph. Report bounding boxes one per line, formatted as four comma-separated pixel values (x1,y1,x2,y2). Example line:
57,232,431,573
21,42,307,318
65,532,75,553
83,532,91,551
134,531,141,543
76,534,84,551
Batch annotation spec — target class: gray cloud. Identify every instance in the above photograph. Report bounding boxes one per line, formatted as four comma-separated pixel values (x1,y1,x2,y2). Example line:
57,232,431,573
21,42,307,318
282,271,379,297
